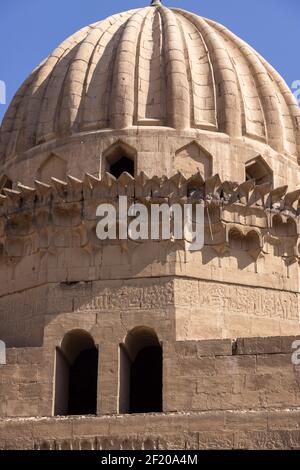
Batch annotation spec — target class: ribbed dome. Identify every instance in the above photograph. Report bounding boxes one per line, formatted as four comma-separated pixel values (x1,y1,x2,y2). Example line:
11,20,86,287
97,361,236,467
1,3,300,165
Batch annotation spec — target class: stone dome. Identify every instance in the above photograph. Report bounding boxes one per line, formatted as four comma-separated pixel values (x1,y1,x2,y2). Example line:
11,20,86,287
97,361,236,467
1,2,300,186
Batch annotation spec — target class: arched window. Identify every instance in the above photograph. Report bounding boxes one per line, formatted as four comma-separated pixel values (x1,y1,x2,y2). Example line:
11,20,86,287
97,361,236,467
119,327,162,414
102,142,136,178
54,330,98,416
245,156,273,186
109,156,134,179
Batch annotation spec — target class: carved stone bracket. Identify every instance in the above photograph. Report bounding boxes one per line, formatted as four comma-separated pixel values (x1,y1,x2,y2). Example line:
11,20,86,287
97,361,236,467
0,172,299,263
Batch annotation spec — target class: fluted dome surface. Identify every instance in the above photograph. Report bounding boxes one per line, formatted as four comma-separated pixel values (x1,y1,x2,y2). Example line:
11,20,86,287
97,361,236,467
1,4,300,162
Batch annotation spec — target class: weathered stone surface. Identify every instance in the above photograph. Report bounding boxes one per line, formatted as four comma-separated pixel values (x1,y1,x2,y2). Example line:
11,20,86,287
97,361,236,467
0,0,300,452
1,410,300,450
1,5,299,188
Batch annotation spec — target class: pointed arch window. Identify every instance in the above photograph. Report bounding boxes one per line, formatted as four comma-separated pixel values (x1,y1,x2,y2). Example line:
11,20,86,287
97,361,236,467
102,142,136,178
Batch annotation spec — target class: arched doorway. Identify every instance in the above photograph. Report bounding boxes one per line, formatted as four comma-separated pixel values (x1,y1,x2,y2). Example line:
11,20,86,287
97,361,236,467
54,330,98,416
119,327,162,414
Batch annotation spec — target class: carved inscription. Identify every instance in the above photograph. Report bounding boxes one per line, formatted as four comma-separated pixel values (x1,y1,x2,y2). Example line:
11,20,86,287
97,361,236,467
0,277,298,348
175,280,299,321
74,282,175,312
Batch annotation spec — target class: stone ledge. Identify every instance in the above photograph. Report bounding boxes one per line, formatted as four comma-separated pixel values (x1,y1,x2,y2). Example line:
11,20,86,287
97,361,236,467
175,339,233,357
236,336,300,355
1,409,300,450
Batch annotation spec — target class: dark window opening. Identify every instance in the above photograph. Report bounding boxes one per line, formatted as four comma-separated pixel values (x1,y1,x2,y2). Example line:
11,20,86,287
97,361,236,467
54,330,98,416
245,157,273,186
109,156,134,178
130,345,162,414
68,348,98,415
119,327,163,414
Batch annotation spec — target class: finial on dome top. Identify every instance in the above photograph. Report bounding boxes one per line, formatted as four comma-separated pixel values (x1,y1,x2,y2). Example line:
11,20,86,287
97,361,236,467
150,0,162,6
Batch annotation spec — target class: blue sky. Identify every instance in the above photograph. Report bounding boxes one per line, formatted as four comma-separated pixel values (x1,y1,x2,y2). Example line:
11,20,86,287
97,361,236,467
0,0,299,122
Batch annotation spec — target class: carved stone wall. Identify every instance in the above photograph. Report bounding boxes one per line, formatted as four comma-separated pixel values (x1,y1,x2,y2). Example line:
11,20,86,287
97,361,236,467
1,277,300,348
0,278,174,347
174,279,300,339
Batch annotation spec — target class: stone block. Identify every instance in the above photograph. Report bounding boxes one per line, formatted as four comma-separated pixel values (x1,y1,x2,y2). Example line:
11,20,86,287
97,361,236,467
215,355,256,375
236,337,282,355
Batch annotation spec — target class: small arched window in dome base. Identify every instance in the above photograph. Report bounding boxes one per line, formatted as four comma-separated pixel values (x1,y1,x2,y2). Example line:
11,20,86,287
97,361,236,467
110,156,134,179
102,141,136,179
245,155,273,187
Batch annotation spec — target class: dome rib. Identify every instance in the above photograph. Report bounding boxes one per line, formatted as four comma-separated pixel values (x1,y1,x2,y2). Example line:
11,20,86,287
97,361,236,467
110,9,149,129
36,42,82,143
134,6,165,126
174,11,195,128
175,12,217,131
174,8,243,138
211,20,300,155
25,25,93,153
208,24,265,142
25,55,66,151
259,54,300,158
0,73,35,161
57,28,105,135
5,69,40,160
159,6,190,129
208,19,285,154
58,15,121,133
81,12,133,131
35,26,96,145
